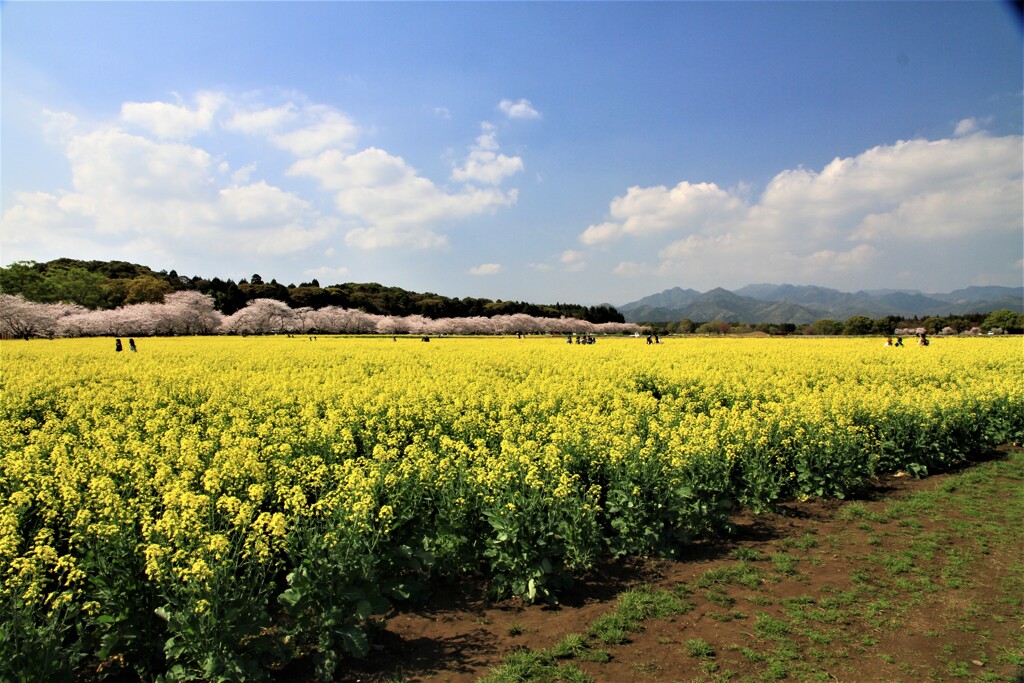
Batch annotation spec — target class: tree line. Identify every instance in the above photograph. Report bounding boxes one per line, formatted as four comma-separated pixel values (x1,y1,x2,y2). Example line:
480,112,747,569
646,310,1023,336
0,259,624,324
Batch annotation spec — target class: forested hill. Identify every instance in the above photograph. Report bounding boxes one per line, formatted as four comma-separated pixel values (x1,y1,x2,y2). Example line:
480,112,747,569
0,259,624,323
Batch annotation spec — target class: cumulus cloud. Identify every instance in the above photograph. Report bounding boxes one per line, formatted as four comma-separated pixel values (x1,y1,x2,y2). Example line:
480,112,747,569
3,89,526,268
580,182,744,245
2,112,329,267
290,146,518,249
581,129,1022,289
954,118,979,137
451,123,524,185
223,98,359,154
469,263,502,275
224,102,298,135
269,104,359,156
498,98,541,120
121,91,225,139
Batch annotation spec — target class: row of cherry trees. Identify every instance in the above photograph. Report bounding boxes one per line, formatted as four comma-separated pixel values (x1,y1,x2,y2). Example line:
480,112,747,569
0,293,644,339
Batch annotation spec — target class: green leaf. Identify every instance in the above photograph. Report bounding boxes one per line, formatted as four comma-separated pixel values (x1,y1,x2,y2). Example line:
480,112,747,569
338,624,370,658
355,599,373,620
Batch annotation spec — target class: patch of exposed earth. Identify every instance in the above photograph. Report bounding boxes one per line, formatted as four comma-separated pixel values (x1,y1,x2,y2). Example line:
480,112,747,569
324,446,1024,683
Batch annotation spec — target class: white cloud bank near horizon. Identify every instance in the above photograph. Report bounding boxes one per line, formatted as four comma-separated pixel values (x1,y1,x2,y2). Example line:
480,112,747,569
580,126,1022,291
2,90,527,274
2,92,1020,296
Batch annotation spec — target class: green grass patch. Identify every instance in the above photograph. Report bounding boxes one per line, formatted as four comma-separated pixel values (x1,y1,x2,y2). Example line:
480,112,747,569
480,648,595,683
685,638,716,659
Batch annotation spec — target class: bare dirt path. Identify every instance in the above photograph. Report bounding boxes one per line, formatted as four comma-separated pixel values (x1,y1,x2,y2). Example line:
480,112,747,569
326,446,1024,683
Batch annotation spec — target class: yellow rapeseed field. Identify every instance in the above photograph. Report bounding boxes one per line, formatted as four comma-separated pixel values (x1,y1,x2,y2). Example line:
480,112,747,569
2,335,1021,680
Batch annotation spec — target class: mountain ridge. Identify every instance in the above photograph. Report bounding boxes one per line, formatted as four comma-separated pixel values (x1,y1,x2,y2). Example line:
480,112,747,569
619,284,1024,323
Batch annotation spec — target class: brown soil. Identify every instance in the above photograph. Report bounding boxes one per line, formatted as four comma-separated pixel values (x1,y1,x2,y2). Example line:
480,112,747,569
325,446,1024,683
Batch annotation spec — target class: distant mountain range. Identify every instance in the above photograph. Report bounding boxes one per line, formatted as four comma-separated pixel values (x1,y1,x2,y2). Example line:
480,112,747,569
617,284,1024,324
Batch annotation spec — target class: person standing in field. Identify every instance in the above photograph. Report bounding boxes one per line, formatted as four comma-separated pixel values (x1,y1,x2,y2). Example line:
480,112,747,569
115,338,123,352
129,339,137,352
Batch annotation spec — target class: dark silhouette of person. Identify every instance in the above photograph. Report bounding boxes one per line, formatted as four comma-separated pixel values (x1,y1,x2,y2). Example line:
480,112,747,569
115,338,123,352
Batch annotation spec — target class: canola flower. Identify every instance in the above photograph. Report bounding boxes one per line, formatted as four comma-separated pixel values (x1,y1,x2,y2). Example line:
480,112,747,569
0,335,1021,680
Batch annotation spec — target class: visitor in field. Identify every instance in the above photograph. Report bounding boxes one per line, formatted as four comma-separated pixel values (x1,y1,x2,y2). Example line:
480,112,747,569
129,338,137,352
895,337,904,346
885,337,892,346
115,338,123,352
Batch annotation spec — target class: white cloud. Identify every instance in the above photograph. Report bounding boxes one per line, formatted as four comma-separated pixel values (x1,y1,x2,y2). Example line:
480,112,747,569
42,110,79,143
657,233,742,261
586,129,1022,289
451,124,524,185
4,88,532,274
230,163,258,185
1,114,331,267
451,150,523,185
121,91,225,139
67,127,215,206
469,263,502,275
581,182,744,245
498,98,541,120
289,148,412,189
580,222,623,246
291,146,518,249
612,261,649,276
954,118,979,137
224,103,298,135
560,249,586,272
269,104,359,156
222,99,359,155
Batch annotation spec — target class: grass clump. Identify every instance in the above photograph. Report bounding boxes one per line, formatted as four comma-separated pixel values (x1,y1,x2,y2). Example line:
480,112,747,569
480,648,594,683
685,638,716,659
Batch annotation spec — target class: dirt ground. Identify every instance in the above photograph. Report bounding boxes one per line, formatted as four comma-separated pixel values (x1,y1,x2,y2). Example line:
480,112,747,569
325,446,1024,683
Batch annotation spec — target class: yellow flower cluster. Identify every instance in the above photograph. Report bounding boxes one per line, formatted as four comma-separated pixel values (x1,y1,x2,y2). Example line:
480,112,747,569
1,335,1020,671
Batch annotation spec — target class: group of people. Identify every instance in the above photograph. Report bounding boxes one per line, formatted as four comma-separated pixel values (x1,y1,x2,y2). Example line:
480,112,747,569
114,338,137,352
645,334,661,344
567,335,597,344
884,332,929,347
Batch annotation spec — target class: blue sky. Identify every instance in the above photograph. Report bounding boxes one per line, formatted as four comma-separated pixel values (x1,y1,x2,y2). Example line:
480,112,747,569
2,1,1021,306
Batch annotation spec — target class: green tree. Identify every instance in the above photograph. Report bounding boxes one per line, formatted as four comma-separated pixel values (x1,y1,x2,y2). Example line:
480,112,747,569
0,261,49,300
982,309,1023,333
45,266,109,308
289,286,331,309
697,320,731,335
124,276,173,304
807,319,844,335
843,315,874,336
